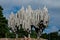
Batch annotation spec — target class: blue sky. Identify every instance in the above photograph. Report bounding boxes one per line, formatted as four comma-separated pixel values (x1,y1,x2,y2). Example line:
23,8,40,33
0,0,60,34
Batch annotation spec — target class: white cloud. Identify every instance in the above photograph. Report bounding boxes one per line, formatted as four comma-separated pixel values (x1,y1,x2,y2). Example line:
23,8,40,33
40,0,60,8
0,0,60,8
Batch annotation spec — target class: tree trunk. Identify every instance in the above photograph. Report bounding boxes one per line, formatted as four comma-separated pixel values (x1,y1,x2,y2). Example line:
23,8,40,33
16,34,18,38
28,34,30,38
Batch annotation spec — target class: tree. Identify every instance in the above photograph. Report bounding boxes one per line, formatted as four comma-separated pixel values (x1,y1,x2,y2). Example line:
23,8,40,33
30,30,37,38
46,32,57,40
41,33,48,39
0,6,9,38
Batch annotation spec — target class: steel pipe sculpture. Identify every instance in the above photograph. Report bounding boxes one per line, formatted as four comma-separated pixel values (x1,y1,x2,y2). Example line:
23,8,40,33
8,5,49,38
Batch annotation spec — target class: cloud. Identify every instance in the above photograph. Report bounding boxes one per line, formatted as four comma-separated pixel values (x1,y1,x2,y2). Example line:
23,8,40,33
0,0,60,8
40,0,60,8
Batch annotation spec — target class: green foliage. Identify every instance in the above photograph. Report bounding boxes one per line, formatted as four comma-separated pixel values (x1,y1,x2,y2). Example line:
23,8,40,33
18,26,25,38
7,32,16,38
18,26,28,38
41,31,60,40
30,30,37,38
41,33,48,39
48,32,58,40
0,6,9,38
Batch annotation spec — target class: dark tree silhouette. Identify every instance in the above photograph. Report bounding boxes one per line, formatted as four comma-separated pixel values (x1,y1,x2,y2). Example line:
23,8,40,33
0,6,9,38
